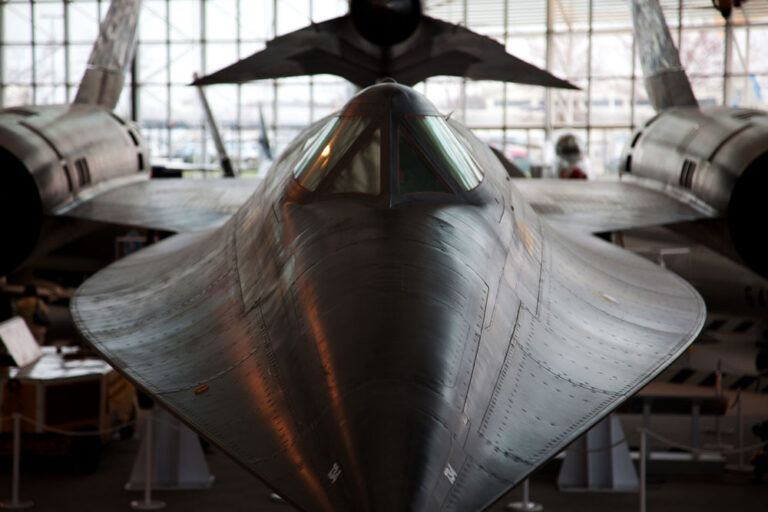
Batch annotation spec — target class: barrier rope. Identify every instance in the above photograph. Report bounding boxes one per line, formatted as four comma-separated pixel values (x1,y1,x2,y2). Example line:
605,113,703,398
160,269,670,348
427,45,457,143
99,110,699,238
565,437,629,453
1,409,195,437
1,413,135,437
638,427,766,455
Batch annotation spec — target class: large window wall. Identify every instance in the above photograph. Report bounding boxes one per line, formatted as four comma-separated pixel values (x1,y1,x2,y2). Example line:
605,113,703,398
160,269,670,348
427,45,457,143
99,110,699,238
3,0,768,175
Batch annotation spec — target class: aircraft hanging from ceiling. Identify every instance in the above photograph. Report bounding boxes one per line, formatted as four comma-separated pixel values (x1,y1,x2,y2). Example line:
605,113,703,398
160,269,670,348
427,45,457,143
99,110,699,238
192,0,578,90
3,0,762,510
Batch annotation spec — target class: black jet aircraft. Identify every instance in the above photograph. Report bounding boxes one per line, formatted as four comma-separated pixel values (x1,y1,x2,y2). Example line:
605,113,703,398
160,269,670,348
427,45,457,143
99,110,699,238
71,81,705,510
65,1,715,511
7,0,762,510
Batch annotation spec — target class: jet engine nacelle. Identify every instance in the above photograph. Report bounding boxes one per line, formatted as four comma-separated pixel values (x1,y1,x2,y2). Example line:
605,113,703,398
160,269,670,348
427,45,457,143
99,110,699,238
0,104,149,274
621,106,768,278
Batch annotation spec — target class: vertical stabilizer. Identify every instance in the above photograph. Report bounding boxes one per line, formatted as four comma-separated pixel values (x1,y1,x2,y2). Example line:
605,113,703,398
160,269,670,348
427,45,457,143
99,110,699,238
631,0,698,111
74,0,141,110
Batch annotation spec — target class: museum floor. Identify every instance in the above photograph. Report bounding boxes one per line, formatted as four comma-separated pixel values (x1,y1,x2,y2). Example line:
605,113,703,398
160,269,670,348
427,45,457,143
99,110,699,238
0,434,765,512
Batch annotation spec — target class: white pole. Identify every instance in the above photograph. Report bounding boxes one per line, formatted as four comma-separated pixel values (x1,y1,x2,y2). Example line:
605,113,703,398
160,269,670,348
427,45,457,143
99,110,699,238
737,389,744,470
144,412,152,504
506,477,542,511
639,428,646,512
131,410,165,510
0,413,33,509
522,478,530,507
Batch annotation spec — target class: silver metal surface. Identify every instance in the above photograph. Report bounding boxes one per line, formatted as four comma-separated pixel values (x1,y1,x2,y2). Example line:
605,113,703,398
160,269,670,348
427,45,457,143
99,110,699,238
511,178,712,234
624,0,768,278
60,177,260,233
631,0,697,111
72,84,705,511
0,0,144,274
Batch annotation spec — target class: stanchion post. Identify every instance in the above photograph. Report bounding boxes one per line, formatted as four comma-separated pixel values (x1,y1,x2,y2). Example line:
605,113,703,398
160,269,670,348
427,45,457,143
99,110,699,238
523,478,529,507
0,413,33,509
639,428,646,512
691,402,700,460
506,478,542,511
131,410,165,510
737,389,744,470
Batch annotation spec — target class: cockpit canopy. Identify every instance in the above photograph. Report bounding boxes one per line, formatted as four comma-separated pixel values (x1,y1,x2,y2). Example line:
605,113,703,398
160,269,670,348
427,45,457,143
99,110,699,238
292,83,484,202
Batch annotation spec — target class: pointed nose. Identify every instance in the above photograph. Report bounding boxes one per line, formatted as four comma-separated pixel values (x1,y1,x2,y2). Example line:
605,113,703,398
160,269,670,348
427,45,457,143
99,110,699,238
287,215,490,510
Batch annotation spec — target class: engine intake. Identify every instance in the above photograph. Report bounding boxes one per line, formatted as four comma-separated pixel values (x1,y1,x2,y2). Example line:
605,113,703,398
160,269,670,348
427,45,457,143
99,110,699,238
0,147,43,274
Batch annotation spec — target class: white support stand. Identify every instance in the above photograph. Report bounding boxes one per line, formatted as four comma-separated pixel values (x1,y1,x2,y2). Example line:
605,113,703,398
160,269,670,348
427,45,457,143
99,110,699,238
130,410,165,510
127,406,214,492
506,479,543,511
0,414,33,509
726,389,751,473
639,428,646,512
557,414,639,492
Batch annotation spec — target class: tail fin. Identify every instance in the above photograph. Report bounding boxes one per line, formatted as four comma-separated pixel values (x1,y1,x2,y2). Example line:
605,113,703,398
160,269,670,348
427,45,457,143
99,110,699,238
631,0,697,111
74,0,141,110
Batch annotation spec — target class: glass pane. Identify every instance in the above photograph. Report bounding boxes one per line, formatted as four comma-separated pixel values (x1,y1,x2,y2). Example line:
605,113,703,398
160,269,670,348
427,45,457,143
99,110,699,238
551,32,589,80
239,0,273,40
140,0,168,43
68,1,100,44
465,81,503,128
34,2,64,44
277,0,310,36
293,116,369,191
169,43,201,84
168,0,200,42
407,116,484,191
506,36,546,69
398,129,451,195
591,33,633,78
4,46,33,84
330,130,381,195
205,0,237,41
4,3,32,44
138,43,168,84
680,28,724,77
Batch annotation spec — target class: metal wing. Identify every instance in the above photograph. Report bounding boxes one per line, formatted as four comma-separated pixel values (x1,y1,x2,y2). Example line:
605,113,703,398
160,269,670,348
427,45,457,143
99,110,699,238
454,218,705,509
57,177,259,232
70,204,704,510
512,178,715,233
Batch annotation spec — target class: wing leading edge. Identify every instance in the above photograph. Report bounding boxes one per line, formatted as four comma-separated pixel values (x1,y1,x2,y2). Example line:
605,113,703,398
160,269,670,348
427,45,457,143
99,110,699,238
58,177,260,232
512,177,716,234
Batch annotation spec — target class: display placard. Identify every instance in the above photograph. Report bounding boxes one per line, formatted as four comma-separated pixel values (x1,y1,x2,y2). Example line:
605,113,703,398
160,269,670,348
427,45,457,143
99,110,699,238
0,316,43,367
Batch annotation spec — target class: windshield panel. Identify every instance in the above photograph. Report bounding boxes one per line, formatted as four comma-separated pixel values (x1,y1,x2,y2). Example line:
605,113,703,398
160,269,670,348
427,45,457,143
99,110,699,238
293,116,370,191
408,116,484,191
398,128,452,195
330,129,381,195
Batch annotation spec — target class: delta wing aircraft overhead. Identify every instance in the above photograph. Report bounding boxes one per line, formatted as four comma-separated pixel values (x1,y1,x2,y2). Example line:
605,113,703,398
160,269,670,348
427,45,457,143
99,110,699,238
8,0,752,510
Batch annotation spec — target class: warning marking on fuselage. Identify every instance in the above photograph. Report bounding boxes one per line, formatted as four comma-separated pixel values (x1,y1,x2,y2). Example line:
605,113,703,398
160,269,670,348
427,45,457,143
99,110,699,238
444,463,457,484
328,462,341,484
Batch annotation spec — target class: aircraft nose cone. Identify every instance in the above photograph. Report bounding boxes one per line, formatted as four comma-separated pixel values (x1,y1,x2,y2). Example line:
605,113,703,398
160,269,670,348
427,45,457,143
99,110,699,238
285,213,491,510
